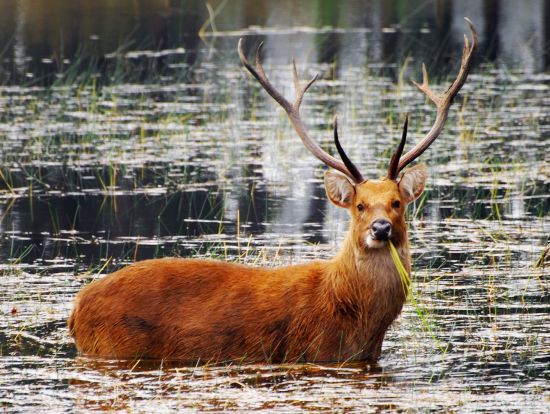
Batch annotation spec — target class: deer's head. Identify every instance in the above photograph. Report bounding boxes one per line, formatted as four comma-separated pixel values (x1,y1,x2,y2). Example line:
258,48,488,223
324,165,427,250
238,19,476,250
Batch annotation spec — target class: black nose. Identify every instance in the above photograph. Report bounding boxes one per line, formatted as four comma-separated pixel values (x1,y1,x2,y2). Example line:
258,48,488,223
372,219,392,240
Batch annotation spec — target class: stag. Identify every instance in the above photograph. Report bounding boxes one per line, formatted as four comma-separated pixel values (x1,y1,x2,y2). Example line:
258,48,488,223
69,19,476,363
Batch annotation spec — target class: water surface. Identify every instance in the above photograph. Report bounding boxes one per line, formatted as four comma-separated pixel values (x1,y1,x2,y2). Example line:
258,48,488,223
1,2,549,413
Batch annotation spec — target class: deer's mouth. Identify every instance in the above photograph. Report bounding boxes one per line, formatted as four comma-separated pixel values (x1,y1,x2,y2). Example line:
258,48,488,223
365,231,390,249
365,218,393,249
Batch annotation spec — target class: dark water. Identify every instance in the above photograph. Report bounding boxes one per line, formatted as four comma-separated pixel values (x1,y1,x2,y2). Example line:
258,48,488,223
1,1,549,412
1,0,550,85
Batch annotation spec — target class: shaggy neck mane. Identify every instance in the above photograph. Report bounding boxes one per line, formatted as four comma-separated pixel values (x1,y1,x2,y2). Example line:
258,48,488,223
323,228,411,320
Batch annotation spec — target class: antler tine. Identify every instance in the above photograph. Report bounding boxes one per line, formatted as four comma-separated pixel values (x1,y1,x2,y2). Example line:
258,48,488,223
238,38,362,182
397,18,477,173
387,114,408,180
333,117,364,183
291,59,318,112
237,39,291,112
413,64,440,106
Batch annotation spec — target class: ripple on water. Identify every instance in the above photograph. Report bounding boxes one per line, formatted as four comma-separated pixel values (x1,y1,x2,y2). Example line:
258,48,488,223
0,47,549,414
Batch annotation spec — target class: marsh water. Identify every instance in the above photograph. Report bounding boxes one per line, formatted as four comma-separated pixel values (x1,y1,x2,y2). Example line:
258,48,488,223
1,1,549,412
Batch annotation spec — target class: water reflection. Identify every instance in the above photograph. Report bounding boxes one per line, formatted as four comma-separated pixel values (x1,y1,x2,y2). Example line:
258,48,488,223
0,1,549,413
1,0,550,84
0,63,549,264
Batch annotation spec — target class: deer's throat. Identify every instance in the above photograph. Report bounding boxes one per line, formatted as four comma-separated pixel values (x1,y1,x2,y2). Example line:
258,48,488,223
332,231,411,290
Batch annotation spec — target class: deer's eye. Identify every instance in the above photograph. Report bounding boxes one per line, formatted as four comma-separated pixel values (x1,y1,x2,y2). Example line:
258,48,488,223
392,200,401,209
357,203,365,212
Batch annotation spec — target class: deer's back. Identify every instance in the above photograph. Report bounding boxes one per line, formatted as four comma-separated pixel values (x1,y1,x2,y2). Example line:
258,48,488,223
69,258,330,361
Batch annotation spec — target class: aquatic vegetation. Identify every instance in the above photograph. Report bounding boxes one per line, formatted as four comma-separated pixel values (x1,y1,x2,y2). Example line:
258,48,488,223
0,26,549,414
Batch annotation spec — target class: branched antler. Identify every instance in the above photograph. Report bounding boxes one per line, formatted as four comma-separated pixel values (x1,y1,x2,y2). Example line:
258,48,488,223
239,18,476,184
393,17,477,174
238,39,364,183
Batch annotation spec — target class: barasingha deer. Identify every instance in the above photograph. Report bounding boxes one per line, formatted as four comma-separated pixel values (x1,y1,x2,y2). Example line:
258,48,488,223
69,19,476,363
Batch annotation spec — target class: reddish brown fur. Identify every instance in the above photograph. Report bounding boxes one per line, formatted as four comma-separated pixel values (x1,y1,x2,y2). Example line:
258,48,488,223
69,167,426,363
69,21,475,363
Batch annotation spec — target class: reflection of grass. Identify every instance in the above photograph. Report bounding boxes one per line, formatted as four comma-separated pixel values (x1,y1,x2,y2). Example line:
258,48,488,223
0,168,15,194
534,243,550,268
8,244,35,266
198,0,230,40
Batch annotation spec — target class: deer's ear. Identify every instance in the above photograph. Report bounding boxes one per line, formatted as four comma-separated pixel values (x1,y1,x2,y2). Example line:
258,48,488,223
324,171,355,208
398,164,427,204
